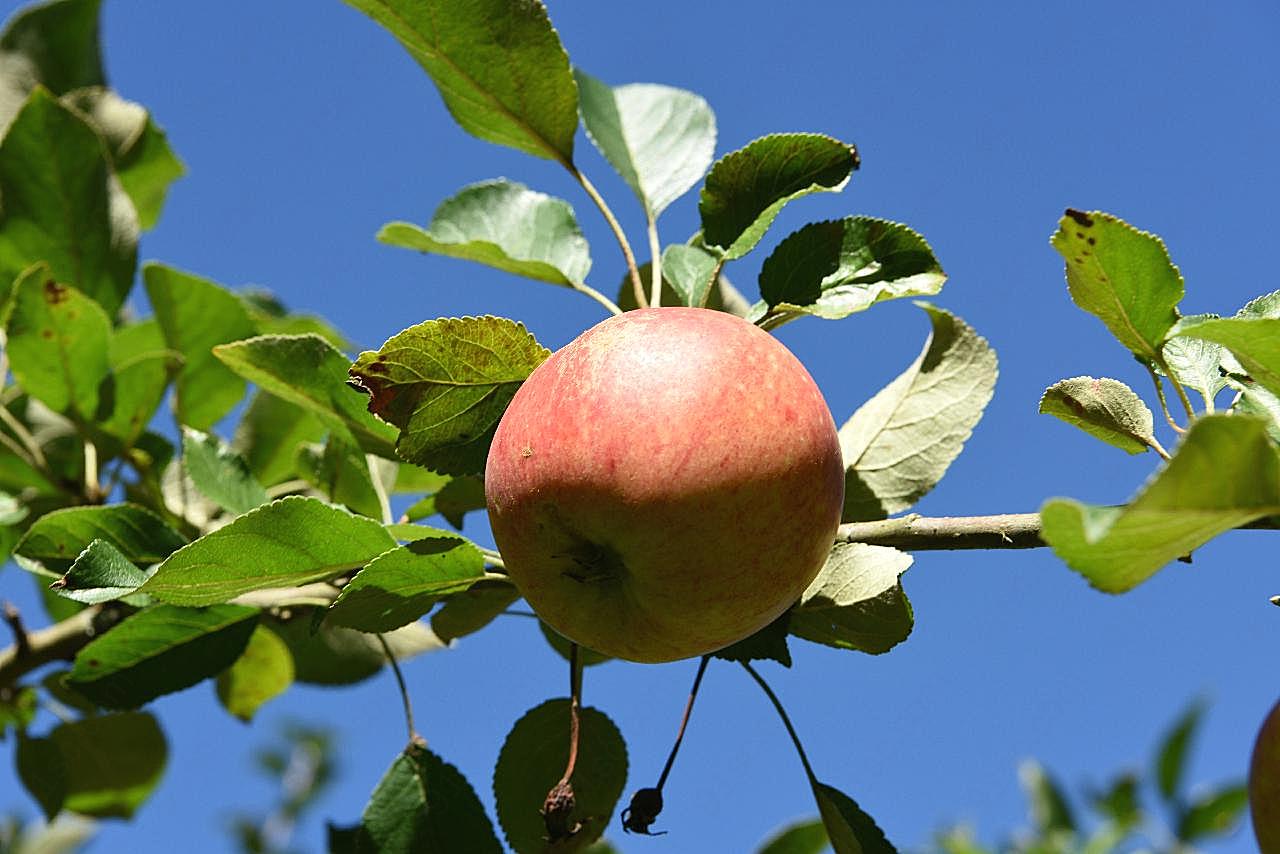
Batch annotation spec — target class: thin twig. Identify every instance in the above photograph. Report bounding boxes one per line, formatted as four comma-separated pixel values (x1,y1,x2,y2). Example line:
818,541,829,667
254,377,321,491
656,655,709,790
1146,362,1186,434
2,602,30,658
84,440,101,502
571,166,645,309
367,455,393,526
375,633,417,742
572,282,624,317
0,403,47,469
741,661,818,784
647,212,663,308
1147,436,1173,461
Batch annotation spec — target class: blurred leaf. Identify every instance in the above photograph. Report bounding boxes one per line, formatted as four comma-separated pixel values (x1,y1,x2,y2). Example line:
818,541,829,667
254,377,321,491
0,686,37,738
68,604,257,709
97,319,178,445
380,179,590,285
434,475,486,529
1176,784,1248,841
357,741,503,854
0,0,104,105
789,544,913,655
0,87,136,316
213,334,397,458
1049,210,1182,365
4,266,110,421
575,70,715,218
757,818,828,854
494,699,628,853
812,781,896,854
349,316,550,475
537,622,611,667
49,538,148,604
142,496,397,606
699,133,858,259
1041,416,1280,592
294,438,382,518
390,464,450,495
1174,315,1280,398
2,813,96,853
1090,772,1140,830
16,504,185,571
1039,377,1156,455
16,735,65,820
143,263,257,429
1156,700,1204,802
232,391,327,487
840,305,997,521
714,612,792,667
215,625,294,723
328,537,486,632
343,0,577,162
268,616,443,686
758,218,944,322
1019,760,1075,834
430,582,519,644
41,670,99,715
182,428,270,516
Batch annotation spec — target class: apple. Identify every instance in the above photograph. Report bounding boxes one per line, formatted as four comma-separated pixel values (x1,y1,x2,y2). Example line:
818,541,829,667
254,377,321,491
485,307,845,663
1252,696,1280,852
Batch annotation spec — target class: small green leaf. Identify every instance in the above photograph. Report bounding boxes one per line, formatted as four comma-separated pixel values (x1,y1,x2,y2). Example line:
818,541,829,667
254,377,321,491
714,612,792,667
537,621,611,667
1173,315,1280,398
1160,323,1229,408
358,741,503,854
840,305,997,521
1156,700,1204,802
616,254,752,315
699,133,858,259
1041,416,1280,592
431,581,519,643
1049,210,1182,364
1019,760,1075,834
269,615,443,686
143,263,257,429
0,0,104,100
379,179,590,286
1039,376,1157,455
16,503,185,569
343,0,577,163
214,334,398,458
349,316,550,475
757,818,829,854
789,544,913,655
233,391,327,487
434,475,486,529
1176,784,1248,841
294,438,383,519
16,734,67,820
493,699,628,853
1090,773,1141,829
97,319,179,445
48,711,166,818
182,428,270,516
758,218,944,322
68,604,257,709
215,624,294,722
1230,380,1280,443
3,265,111,420
575,70,715,218
49,538,148,604
142,496,397,606
812,781,896,854
328,537,486,632
0,86,136,316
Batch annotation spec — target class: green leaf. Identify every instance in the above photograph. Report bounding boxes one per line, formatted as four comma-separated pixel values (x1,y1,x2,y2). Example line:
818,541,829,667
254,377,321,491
3,265,110,419
16,503,185,569
757,818,829,854
840,304,997,521
68,604,257,709
61,87,183,231
142,496,397,606
268,615,443,686
431,581,519,643
143,263,257,429
575,70,715,218
41,671,99,715
0,87,136,316
295,438,383,519
493,699,628,853
49,538,148,604
434,475,486,529
358,741,503,854
343,0,577,163
328,537,486,632
537,621,611,667
1090,773,1140,829
1038,376,1157,455
215,624,294,722
1173,315,1280,398
617,253,752,315
213,334,398,458
0,685,37,738
233,391,327,487
1156,700,1203,802
758,218,944,322
1176,784,1248,841
97,318,179,445
1230,380,1280,443
812,781,896,854
182,427,270,516
16,734,67,820
789,543,913,655
1019,760,1075,834
49,712,166,818
379,180,590,286
349,316,550,475
1049,210,1182,364
699,133,858,259
714,611,792,667
0,0,103,99
1160,322,1229,408
1238,289,1280,319
1041,415,1280,592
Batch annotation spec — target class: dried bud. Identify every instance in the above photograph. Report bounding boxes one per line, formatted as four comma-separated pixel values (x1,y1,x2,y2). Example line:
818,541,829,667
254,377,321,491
621,787,666,835
541,779,581,842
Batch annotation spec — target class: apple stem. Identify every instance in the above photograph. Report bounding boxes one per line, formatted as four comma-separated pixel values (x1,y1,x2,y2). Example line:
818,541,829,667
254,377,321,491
741,660,819,786
656,655,710,791
543,643,586,842
563,641,583,783
375,632,418,745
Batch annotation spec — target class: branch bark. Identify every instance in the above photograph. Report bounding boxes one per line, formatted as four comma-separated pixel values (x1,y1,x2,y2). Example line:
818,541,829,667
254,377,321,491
0,605,105,691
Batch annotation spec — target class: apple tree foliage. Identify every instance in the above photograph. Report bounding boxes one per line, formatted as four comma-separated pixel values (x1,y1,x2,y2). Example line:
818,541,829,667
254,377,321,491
0,0,1275,851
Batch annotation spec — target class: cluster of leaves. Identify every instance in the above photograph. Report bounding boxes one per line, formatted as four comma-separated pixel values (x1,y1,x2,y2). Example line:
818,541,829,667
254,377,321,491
1036,210,1280,592
931,701,1246,854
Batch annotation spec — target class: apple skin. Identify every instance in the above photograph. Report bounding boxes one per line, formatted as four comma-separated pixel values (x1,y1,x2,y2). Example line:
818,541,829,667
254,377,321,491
485,307,844,663
1252,696,1280,852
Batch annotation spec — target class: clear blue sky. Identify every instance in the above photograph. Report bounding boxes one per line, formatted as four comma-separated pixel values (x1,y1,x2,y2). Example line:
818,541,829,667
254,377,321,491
4,1,1280,851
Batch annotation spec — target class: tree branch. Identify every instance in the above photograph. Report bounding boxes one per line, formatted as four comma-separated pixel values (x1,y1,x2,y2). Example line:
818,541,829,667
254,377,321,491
0,606,106,689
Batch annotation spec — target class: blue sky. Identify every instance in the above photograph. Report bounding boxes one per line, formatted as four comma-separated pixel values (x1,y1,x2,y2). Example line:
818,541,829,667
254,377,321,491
4,1,1280,851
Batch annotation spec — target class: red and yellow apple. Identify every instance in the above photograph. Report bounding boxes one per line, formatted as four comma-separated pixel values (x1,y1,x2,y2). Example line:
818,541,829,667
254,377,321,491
1252,696,1280,852
484,307,844,663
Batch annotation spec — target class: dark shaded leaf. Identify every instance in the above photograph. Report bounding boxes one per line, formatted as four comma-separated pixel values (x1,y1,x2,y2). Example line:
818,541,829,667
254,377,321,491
268,615,443,686
1177,784,1248,841
430,581,519,643
812,781,896,854
714,611,792,667
789,544,913,655
328,537,486,632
